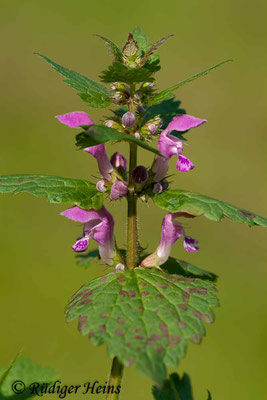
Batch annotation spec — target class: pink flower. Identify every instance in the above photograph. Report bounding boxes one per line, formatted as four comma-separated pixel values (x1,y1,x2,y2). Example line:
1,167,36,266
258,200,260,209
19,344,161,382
56,111,94,128
141,212,199,267
61,206,115,265
56,111,113,180
84,144,113,181
152,156,169,182
158,114,206,172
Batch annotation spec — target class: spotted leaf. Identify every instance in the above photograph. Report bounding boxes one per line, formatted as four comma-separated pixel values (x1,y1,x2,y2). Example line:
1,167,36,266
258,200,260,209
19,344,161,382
66,268,219,383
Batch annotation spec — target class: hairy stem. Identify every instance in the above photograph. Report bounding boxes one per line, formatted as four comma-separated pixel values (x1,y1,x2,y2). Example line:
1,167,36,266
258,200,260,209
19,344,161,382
127,142,138,269
106,357,124,400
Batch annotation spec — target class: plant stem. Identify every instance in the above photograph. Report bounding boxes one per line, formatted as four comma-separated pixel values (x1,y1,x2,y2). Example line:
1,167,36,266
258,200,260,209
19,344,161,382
127,142,138,269
106,88,138,399
106,357,124,400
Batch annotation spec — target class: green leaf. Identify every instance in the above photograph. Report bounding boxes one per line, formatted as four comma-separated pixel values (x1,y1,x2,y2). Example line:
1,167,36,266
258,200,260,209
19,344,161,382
76,249,101,268
207,390,212,400
139,34,174,67
0,357,57,399
94,34,123,62
0,352,22,393
100,61,155,83
154,189,267,227
37,53,112,108
132,27,150,54
66,268,218,383
152,372,193,400
0,175,103,210
161,257,217,282
152,372,212,400
149,60,232,105
76,125,163,157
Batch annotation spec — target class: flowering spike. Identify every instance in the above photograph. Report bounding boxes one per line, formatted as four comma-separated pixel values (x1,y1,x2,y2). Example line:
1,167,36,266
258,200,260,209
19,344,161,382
61,206,115,265
55,111,94,128
84,144,113,181
110,180,128,200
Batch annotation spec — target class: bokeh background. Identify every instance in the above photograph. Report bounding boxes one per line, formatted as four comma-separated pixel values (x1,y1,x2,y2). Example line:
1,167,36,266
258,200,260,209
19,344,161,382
0,0,266,399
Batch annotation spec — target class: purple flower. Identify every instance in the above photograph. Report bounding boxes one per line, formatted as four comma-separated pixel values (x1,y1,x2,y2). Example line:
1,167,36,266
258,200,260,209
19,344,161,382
166,114,206,133
61,206,115,265
183,236,199,252
110,152,127,171
141,212,199,267
56,111,114,180
56,111,94,128
152,156,169,182
158,114,206,172
84,144,114,181
110,180,128,200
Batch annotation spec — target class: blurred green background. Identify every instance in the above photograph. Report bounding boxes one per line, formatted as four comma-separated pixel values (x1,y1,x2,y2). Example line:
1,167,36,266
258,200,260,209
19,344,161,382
0,0,266,399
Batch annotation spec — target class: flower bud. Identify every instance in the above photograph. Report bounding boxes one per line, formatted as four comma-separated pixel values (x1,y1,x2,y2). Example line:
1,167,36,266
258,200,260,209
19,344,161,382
161,179,169,191
122,112,136,128
110,180,128,200
141,115,163,136
96,180,107,193
105,120,124,132
115,263,125,271
132,166,149,184
134,132,141,139
153,183,163,194
110,82,130,92
142,82,154,90
110,152,127,171
147,124,157,135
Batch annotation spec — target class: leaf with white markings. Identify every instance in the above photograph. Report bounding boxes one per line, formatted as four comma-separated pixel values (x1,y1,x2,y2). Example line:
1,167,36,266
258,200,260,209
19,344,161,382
0,175,103,210
37,54,112,108
154,189,267,227
148,60,232,105
66,268,218,382
76,125,163,157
